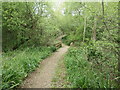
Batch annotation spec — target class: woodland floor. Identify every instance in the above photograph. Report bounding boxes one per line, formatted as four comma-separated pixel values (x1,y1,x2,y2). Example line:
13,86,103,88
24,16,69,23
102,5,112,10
20,44,69,88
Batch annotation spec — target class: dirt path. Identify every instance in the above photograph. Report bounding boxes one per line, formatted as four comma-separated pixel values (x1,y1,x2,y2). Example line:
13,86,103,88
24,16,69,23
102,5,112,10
20,44,69,88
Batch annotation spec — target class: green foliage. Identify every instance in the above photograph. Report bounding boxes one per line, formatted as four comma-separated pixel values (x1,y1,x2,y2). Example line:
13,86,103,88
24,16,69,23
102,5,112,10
64,46,118,88
61,3,119,87
2,1,119,89
2,46,56,89
2,2,32,51
2,2,61,52
62,36,71,46
49,46,57,52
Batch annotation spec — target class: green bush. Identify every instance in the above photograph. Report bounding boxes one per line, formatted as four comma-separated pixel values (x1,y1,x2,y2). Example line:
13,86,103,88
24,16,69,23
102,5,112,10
64,46,118,88
50,46,57,52
2,46,55,89
62,36,71,46
87,41,118,86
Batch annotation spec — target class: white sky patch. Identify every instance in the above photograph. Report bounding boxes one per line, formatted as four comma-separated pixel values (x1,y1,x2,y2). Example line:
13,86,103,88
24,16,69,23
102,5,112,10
61,8,65,15
54,0,65,10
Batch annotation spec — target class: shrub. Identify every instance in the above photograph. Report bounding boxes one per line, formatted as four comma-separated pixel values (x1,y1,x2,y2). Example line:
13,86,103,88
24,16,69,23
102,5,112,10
64,46,118,88
2,46,55,89
49,46,57,53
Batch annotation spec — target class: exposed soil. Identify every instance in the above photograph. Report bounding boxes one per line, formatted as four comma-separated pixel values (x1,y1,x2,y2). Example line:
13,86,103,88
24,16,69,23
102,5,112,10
51,55,71,88
20,44,69,88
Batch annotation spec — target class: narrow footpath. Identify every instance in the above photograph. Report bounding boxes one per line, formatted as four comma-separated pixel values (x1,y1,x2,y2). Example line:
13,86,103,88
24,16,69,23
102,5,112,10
20,44,69,88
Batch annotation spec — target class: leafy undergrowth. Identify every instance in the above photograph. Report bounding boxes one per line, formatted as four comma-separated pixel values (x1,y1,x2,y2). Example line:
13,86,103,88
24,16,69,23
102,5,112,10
2,46,56,90
64,44,118,88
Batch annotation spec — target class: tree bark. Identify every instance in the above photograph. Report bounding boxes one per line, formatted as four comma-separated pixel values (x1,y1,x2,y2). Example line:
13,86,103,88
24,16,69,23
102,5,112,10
92,16,97,41
83,16,87,42
102,0,104,16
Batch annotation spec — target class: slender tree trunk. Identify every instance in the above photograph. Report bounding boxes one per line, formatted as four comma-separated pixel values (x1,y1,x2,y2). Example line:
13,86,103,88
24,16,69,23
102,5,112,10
92,16,97,41
101,0,109,33
83,16,87,42
102,0,104,16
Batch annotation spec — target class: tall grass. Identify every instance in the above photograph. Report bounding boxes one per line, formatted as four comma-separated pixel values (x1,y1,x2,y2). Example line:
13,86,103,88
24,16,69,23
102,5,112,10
2,46,56,90
64,46,118,88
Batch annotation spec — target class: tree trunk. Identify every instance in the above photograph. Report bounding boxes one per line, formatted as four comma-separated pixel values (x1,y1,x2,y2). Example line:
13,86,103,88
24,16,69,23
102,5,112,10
83,16,87,42
92,16,97,41
102,0,104,16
